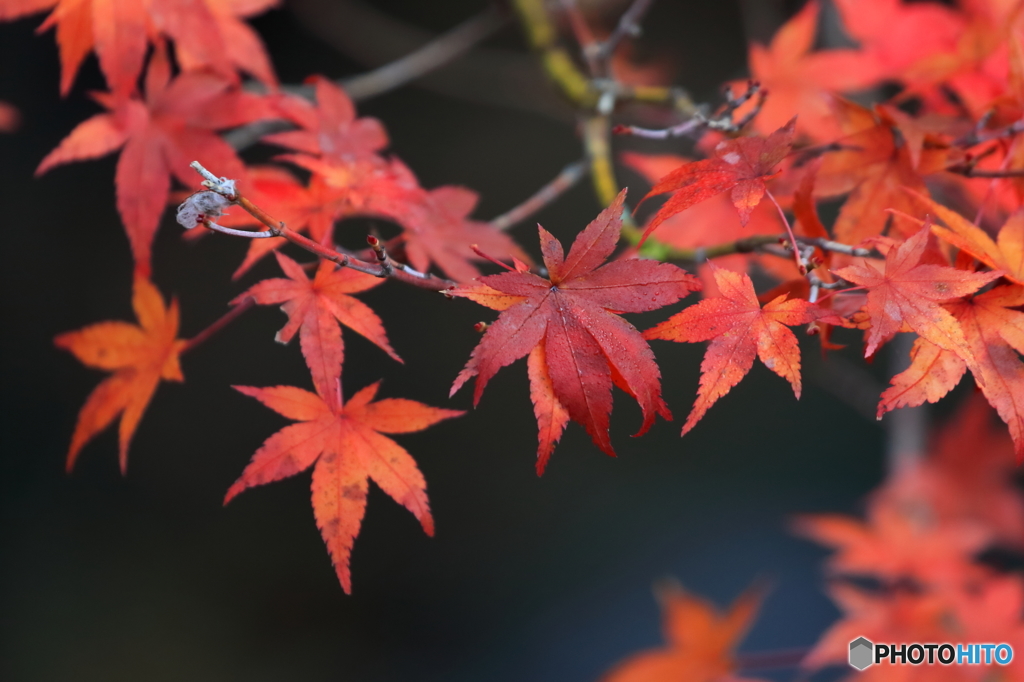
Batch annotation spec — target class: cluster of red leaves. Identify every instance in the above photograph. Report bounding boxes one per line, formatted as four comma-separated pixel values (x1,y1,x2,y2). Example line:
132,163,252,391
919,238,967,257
608,0,1024,466
32,7,536,589
39,0,1024,597
0,0,278,96
797,396,1024,681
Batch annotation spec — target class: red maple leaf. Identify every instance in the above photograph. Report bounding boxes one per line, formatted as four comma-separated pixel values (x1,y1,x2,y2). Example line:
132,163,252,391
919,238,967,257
644,266,828,435
36,54,273,277
0,0,277,95
263,76,388,162
621,151,793,296
831,0,963,79
226,381,462,593
233,252,401,405
55,276,185,473
398,185,532,283
600,582,764,682
737,0,887,141
450,190,700,471
834,224,1000,359
637,119,795,243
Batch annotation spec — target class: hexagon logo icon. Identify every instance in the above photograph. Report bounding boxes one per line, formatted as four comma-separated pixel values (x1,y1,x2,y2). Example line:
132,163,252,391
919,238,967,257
849,637,874,670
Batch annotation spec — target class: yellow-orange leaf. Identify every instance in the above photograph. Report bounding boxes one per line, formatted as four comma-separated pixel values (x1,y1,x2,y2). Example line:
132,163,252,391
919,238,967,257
54,276,185,474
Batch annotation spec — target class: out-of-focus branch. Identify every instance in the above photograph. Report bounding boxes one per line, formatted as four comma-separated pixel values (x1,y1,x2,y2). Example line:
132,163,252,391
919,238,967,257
582,114,621,206
884,333,927,472
341,5,509,100
290,0,576,123
180,297,256,354
489,159,589,231
226,5,512,150
597,0,655,60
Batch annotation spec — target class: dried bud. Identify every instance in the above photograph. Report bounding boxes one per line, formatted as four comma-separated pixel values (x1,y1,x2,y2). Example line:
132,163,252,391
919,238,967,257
474,322,489,333
176,189,234,230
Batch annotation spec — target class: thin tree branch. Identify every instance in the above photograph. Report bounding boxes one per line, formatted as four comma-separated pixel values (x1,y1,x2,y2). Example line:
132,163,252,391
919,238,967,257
614,81,765,138
180,297,256,354
342,5,509,101
766,189,807,275
951,167,1024,178
559,0,602,76
489,159,589,231
186,162,457,291
597,0,655,60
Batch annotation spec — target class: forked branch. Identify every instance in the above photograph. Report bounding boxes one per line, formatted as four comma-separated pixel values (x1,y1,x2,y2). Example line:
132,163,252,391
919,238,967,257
183,161,457,291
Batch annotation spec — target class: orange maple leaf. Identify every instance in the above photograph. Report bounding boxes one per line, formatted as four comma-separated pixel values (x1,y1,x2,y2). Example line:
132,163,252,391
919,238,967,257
600,582,764,682
637,119,795,243
794,502,991,590
910,190,1024,286
233,252,401,405
814,101,950,245
878,285,1024,462
644,266,829,435
450,190,700,470
833,224,1000,359
226,381,462,593
36,53,273,277
55,276,185,474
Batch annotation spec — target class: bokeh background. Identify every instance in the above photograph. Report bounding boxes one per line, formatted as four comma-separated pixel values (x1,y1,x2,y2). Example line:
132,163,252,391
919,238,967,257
1,1,909,679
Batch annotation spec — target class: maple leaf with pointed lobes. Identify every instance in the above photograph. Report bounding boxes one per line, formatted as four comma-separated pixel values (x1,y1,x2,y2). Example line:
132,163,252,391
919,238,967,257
36,53,273,277
263,77,387,162
226,381,462,593
55,277,185,474
637,118,795,244
0,0,277,96
645,266,831,435
621,151,793,296
814,101,962,245
600,582,764,682
233,252,401,404
736,0,887,141
832,0,963,78
450,190,700,470
907,190,1024,286
878,285,1024,462
794,503,991,589
834,225,1001,361
399,185,532,283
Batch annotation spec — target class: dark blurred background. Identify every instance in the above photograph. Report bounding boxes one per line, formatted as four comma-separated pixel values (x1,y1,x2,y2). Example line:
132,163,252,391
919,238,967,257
1,1,891,680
